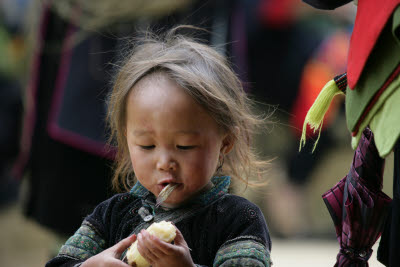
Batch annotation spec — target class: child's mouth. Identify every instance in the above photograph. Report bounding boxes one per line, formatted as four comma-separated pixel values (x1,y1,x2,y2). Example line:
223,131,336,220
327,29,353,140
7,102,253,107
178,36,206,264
156,183,179,207
161,182,170,188
158,181,179,191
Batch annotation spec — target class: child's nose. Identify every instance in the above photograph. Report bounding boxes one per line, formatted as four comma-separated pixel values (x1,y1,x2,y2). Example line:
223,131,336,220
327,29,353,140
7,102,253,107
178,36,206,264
156,153,177,171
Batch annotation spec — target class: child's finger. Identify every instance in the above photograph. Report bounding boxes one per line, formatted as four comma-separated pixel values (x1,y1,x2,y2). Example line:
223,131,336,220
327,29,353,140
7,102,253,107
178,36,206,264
137,232,158,263
108,258,135,267
173,227,190,249
144,227,188,256
112,234,137,258
144,232,176,256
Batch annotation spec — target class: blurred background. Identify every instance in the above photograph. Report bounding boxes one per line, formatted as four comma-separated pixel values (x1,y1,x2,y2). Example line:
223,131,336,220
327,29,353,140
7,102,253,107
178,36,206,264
0,0,392,266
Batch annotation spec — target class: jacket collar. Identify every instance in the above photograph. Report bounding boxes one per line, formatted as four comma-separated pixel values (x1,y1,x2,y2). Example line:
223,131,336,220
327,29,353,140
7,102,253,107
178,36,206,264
130,176,231,206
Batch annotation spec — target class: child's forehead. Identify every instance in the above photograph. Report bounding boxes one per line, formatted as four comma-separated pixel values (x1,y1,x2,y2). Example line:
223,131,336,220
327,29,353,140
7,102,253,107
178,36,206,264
126,73,223,134
130,73,193,107
131,72,186,101
134,71,169,89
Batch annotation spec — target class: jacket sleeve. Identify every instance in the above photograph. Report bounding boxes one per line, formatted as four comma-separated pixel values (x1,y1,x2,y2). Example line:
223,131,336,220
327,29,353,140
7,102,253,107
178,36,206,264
212,197,272,267
45,194,125,267
45,220,107,267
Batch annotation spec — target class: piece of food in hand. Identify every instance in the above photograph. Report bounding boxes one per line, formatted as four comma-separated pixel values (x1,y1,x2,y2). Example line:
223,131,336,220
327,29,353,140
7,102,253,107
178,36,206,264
126,220,176,267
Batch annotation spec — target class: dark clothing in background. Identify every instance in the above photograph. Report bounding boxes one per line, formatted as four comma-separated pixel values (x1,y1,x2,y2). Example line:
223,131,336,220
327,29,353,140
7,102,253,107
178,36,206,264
0,81,22,162
247,10,332,185
23,9,114,235
378,142,400,267
0,79,22,206
247,7,325,113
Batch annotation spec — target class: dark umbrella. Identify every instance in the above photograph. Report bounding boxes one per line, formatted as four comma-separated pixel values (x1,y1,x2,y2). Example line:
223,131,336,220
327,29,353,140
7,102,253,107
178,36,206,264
322,128,392,266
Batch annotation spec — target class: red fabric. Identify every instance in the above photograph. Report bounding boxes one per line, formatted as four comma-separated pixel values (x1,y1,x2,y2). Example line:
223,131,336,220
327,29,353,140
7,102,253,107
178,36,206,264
347,0,400,89
258,0,298,28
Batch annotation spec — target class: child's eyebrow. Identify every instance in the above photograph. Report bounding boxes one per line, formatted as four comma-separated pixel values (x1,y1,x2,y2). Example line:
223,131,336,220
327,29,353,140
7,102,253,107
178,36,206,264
132,130,153,136
175,130,200,136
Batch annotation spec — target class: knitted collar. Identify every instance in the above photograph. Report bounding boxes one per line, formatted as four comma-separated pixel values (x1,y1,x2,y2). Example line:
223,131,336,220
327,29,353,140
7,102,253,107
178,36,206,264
130,176,231,206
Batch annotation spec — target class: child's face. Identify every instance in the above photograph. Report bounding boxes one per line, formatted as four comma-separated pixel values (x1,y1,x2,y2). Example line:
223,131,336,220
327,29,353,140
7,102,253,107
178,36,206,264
125,73,230,205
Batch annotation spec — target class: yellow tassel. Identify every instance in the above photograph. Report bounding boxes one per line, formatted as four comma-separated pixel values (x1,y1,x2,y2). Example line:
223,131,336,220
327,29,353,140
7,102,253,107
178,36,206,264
299,79,344,152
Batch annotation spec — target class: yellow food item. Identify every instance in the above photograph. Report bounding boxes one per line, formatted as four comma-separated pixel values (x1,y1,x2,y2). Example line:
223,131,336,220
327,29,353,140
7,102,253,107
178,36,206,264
126,221,176,267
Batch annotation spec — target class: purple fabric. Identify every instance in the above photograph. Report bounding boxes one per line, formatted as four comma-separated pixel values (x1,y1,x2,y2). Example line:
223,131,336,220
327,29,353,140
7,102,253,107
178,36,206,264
322,128,392,266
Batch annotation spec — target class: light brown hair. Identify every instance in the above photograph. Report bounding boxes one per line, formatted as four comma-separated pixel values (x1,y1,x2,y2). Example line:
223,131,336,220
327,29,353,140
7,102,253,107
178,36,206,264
107,26,269,192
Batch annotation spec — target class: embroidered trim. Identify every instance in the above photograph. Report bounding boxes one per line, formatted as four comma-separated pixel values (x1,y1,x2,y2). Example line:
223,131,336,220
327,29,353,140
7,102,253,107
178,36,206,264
58,221,106,260
130,181,149,198
194,176,230,205
213,238,271,267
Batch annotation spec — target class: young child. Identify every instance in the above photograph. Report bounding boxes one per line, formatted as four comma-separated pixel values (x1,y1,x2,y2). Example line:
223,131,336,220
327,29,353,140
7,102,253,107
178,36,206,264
46,26,272,267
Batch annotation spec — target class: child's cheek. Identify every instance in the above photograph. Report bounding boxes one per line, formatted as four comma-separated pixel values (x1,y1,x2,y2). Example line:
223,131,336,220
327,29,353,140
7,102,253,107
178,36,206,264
130,148,150,173
188,150,216,174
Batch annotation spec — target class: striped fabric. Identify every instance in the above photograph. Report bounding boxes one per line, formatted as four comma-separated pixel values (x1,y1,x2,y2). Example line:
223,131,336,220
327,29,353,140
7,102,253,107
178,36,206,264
322,128,392,266
334,73,347,94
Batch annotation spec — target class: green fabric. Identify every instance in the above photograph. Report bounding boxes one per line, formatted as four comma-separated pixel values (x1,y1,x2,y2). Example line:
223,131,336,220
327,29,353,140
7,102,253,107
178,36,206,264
351,74,400,157
393,5,400,46
213,238,271,267
370,79,400,157
346,6,400,132
58,221,106,260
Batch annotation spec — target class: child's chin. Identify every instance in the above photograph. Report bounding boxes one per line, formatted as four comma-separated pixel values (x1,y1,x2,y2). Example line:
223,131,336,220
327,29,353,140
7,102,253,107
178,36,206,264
161,200,181,208
163,196,186,207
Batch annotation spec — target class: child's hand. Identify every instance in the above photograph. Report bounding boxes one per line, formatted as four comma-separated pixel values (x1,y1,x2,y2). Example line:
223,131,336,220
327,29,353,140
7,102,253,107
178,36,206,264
81,234,137,267
137,227,195,267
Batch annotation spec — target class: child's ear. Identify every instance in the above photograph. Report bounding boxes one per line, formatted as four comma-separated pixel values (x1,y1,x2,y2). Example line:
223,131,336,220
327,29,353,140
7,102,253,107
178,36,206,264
220,127,238,155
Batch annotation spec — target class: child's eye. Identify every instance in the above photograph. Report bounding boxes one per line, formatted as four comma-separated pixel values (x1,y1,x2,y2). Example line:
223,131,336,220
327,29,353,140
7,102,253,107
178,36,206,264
177,145,196,150
140,145,155,150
